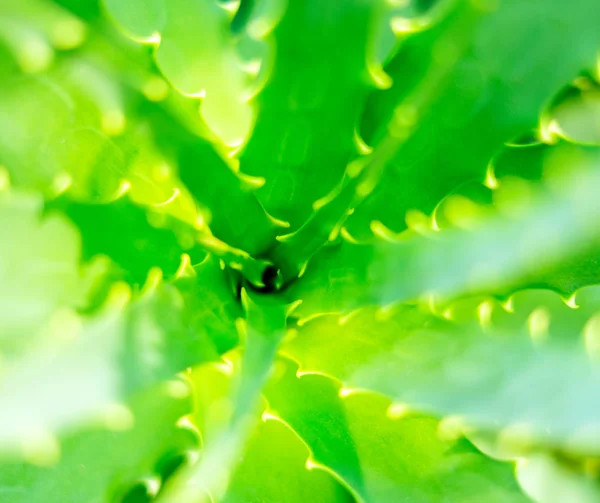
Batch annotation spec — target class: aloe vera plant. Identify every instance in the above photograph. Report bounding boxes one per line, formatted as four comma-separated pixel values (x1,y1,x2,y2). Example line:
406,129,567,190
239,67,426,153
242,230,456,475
1,0,600,501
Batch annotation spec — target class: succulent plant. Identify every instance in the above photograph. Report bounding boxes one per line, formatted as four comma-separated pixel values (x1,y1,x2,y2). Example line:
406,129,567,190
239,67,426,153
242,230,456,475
1,0,600,501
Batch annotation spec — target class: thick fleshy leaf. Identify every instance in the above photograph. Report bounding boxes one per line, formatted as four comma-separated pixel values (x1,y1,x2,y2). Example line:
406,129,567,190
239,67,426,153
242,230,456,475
0,198,217,449
0,30,277,271
173,255,242,355
157,291,289,502
0,276,215,450
224,418,354,503
4,0,600,501
54,197,206,285
488,143,600,295
239,0,389,228
347,0,600,239
104,0,253,145
0,190,83,335
288,154,600,317
176,139,279,257
264,359,528,503
54,193,273,288
0,382,197,503
283,285,600,454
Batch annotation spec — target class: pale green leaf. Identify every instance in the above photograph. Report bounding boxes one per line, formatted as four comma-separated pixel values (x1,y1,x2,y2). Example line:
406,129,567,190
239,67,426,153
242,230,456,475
104,0,253,145
0,382,196,503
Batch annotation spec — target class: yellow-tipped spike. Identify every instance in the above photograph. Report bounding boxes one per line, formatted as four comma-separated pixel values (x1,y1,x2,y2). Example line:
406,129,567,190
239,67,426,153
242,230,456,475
51,19,86,50
563,292,579,309
238,173,266,190
152,187,181,207
142,267,164,294
437,415,466,441
484,163,500,189
164,379,191,399
176,254,197,279
353,129,373,155
370,220,397,241
101,109,126,136
340,227,360,244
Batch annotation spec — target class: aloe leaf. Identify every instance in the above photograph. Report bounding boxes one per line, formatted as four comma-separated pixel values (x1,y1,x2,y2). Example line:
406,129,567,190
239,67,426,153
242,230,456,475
160,358,353,503
288,156,600,316
0,274,217,450
173,255,243,355
223,417,354,503
487,143,600,295
346,0,600,239
0,190,83,333
104,0,253,146
283,284,600,454
120,270,221,392
281,304,438,383
0,197,218,448
516,454,600,503
0,40,278,269
176,139,279,257
2,0,600,500
156,291,289,502
52,198,203,285
238,0,389,228
0,382,197,503
264,358,528,503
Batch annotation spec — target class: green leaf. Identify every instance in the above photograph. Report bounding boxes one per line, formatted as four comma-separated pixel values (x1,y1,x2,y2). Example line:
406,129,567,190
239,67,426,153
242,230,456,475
287,153,600,316
239,0,389,228
0,382,197,503
489,143,600,295
283,285,600,454
347,0,600,239
120,270,220,393
55,197,206,285
157,291,290,502
104,0,253,145
3,0,600,500
223,418,354,503
0,73,130,201
0,243,216,448
0,32,277,269
56,193,273,289
281,304,438,382
173,255,242,355
176,139,279,257
516,454,600,503
160,358,354,503
0,190,83,336
264,358,528,503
